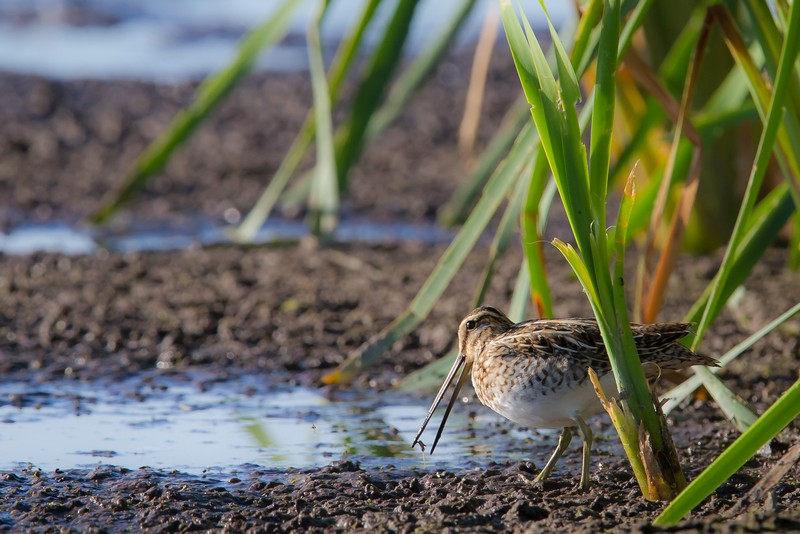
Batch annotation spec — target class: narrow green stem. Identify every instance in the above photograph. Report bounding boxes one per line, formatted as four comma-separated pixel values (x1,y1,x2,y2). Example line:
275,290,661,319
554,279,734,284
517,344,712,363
655,378,800,524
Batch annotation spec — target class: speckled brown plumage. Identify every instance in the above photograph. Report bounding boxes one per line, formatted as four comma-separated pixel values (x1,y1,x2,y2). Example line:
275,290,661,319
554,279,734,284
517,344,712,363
412,305,717,490
461,307,717,417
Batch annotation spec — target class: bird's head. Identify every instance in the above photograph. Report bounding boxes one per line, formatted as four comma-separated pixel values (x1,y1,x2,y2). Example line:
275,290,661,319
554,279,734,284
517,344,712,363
457,306,514,364
411,306,513,455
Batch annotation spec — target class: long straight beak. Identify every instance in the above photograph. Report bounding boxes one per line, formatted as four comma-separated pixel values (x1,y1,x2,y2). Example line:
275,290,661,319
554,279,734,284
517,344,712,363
411,353,473,455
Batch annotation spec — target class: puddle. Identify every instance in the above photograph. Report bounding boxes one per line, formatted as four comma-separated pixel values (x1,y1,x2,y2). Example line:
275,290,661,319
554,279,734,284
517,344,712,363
0,0,570,82
0,218,456,256
0,373,557,474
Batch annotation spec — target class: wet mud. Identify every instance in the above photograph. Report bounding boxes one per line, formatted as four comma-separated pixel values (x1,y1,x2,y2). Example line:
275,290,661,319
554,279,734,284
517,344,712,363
1,44,799,531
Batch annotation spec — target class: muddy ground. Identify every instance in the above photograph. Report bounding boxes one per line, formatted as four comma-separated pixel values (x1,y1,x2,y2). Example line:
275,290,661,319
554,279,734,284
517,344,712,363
0,42,799,531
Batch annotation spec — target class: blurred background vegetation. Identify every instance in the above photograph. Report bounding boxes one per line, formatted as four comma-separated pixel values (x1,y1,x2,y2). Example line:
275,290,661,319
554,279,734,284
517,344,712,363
87,0,800,518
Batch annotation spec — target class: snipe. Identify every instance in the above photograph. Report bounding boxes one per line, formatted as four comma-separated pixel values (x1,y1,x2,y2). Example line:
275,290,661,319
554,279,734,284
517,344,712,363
412,306,717,489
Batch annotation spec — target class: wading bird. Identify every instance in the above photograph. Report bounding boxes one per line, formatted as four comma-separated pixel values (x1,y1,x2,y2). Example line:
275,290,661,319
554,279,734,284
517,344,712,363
412,306,716,489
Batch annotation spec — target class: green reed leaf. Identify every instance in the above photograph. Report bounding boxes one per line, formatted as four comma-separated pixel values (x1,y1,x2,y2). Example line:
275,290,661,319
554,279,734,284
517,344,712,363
682,183,794,343
334,0,421,192
551,239,600,306
589,0,620,219
521,151,555,319
663,301,800,415
472,171,530,306
654,377,800,524
91,0,298,224
538,0,580,106
232,0,381,242
508,258,532,323
367,0,478,138
397,350,458,393
306,0,338,237
323,122,539,384
695,0,800,350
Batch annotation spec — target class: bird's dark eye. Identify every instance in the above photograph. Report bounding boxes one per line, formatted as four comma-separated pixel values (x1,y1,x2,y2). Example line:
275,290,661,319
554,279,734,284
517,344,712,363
465,320,477,330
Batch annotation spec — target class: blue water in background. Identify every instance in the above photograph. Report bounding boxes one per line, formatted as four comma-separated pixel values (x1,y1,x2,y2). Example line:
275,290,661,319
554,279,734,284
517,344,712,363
0,0,569,255
0,0,569,81
0,1,580,473
0,219,458,255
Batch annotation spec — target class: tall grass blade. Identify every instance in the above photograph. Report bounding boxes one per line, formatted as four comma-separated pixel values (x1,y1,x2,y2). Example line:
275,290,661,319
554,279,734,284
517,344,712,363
588,0,621,214
572,0,654,82
614,170,636,273
694,0,800,350
508,257,531,323
617,0,654,60
663,301,800,415
693,367,758,431
522,152,554,319
551,239,600,305
791,215,800,269
685,184,796,329
713,5,800,183
522,93,594,319
439,99,530,226
306,0,338,237
713,5,800,272
232,0,381,242
743,0,800,133
654,377,800,524
322,123,539,384
334,0,421,192
570,0,603,67
91,0,298,224
537,3,580,107
459,6,500,159
472,173,530,305
366,0,477,139
502,0,593,265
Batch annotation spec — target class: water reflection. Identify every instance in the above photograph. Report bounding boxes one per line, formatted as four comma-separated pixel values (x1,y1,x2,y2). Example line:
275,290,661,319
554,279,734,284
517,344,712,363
0,372,573,475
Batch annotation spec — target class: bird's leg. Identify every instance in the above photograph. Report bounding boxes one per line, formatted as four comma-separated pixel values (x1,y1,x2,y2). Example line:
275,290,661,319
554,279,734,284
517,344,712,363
574,415,593,490
534,426,572,483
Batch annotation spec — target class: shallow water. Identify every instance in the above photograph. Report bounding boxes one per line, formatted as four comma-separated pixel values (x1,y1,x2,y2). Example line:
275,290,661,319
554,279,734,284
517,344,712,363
0,218,457,255
0,0,569,82
0,373,557,474
0,0,574,479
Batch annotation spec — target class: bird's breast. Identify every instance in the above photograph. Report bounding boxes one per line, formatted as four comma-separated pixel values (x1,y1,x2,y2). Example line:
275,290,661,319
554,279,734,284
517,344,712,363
470,351,617,429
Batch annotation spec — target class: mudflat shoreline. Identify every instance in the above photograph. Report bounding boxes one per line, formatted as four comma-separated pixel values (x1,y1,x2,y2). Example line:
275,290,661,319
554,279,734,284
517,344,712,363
0,48,798,530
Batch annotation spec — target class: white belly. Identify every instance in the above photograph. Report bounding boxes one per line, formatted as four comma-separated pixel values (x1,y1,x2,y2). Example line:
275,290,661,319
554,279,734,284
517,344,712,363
481,372,618,429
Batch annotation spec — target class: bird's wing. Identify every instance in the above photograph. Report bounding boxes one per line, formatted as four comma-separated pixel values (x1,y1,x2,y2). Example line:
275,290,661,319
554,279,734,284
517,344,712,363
492,319,613,374
629,322,694,355
493,318,712,372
